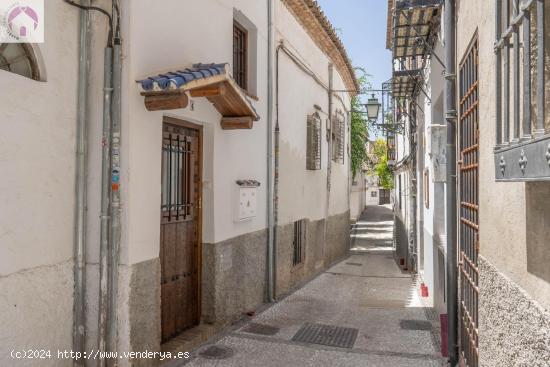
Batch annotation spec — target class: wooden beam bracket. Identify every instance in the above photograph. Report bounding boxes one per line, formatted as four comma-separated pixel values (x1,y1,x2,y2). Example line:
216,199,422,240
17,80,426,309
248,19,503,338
144,92,189,111
220,116,254,130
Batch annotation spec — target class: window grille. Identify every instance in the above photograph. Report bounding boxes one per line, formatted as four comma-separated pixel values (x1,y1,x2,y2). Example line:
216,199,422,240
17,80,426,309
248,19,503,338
292,219,306,266
306,113,322,170
494,0,550,181
233,21,248,91
161,126,195,223
0,43,40,80
332,111,345,164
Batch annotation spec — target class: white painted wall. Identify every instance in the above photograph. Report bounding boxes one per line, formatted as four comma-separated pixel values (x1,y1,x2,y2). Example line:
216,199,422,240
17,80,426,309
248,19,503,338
0,1,81,364
124,0,269,265
275,1,352,225
350,171,366,220
0,0,355,362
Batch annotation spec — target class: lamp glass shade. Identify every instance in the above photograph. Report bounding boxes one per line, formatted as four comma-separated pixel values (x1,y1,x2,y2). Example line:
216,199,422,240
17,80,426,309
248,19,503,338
365,96,381,121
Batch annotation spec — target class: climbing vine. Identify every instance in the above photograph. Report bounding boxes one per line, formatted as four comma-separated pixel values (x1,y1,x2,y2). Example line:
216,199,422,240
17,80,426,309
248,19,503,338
350,72,369,179
371,139,394,190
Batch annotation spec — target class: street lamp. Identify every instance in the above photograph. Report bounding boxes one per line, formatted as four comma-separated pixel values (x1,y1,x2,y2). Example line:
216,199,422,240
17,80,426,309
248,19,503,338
365,94,381,122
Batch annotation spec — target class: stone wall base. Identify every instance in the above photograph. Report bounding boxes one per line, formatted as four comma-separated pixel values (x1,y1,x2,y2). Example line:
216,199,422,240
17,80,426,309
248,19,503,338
479,255,550,367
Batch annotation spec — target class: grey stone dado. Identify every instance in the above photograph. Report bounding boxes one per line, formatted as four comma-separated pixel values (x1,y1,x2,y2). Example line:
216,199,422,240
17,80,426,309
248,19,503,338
479,256,550,367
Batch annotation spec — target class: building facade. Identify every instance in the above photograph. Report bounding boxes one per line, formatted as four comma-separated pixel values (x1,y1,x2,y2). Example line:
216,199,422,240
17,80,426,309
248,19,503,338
0,0,356,366
387,0,550,366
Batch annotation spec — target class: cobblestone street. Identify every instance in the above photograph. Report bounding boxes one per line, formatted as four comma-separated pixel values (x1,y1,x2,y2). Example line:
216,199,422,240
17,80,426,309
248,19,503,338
179,206,446,367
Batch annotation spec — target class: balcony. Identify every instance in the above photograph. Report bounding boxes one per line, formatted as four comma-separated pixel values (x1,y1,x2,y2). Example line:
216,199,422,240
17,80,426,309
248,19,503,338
392,68,421,99
392,0,442,59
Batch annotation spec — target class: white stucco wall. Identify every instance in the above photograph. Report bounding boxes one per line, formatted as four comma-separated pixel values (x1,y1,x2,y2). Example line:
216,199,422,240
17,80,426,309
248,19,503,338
275,1,352,225
123,0,269,265
0,1,82,364
350,171,366,220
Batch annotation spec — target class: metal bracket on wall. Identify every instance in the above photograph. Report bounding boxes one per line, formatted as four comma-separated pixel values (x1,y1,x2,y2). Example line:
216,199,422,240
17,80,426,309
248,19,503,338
443,72,456,80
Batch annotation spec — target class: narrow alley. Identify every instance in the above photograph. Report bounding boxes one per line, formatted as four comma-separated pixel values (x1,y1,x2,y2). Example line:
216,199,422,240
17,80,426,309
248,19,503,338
179,205,445,367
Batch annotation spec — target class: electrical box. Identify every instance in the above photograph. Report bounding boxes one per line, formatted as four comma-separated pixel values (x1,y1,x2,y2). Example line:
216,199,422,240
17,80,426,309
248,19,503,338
235,180,260,221
428,124,447,182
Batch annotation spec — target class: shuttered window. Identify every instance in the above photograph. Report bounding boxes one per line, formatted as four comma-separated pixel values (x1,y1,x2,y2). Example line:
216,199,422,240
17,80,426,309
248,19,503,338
306,113,322,170
332,111,345,164
233,21,248,91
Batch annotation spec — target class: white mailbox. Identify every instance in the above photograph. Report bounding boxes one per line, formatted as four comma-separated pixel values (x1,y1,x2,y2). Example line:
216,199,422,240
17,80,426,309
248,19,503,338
235,180,260,221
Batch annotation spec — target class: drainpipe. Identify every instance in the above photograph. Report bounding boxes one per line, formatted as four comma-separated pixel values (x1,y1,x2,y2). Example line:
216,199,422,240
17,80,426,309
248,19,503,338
409,107,417,272
73,3,91,365
266,0,275,302
107,15,122,359
323,64,334,263
444,0,458,364
97,46,113,366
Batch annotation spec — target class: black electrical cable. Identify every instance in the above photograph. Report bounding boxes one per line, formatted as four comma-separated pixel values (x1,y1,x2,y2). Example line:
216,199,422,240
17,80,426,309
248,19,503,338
113,0,121,44
64,0,113,46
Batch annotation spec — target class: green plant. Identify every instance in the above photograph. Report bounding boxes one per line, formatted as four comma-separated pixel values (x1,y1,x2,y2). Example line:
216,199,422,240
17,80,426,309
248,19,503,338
350,71,369,179
371,139,394,190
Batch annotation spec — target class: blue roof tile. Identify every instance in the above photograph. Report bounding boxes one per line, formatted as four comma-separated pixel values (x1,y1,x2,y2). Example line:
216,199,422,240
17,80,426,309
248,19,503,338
137,63,227,91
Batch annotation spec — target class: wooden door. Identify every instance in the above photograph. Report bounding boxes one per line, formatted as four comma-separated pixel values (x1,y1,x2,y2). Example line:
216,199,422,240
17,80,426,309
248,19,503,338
458,37,479,367
160,119,202,343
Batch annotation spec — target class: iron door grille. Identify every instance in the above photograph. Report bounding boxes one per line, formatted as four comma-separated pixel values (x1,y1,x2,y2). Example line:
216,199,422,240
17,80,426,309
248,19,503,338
161,126,195,223
458,37,479,367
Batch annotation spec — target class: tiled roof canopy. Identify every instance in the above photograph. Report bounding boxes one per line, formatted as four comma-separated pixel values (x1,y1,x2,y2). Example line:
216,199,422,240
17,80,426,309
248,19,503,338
391,0,441,58
282,0,359,94
136,63,259,129
138,63,227,92
392,68,421,98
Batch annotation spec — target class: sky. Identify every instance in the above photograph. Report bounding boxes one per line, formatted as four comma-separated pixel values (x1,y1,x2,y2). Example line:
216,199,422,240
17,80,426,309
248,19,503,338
316,0,391,96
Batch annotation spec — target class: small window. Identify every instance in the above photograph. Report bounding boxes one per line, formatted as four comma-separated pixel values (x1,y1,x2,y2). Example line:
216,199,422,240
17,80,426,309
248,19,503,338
332,111,345,164
292,219,306,267
233,21,248,91
306,113,322,170
371,191,378,197
0,43,40,80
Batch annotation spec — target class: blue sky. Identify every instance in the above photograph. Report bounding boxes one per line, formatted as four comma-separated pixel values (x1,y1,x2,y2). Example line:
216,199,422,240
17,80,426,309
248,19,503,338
316,0,391,93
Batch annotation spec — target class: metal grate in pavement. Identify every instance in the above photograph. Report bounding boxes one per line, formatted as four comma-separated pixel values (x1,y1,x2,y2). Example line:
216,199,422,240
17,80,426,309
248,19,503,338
345,262,363,266
399,319,433,331
198,345,234,360
241,323,280,336
292,322,358,348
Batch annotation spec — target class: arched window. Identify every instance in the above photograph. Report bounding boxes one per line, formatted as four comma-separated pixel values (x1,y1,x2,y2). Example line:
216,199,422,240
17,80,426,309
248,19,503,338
0,43,41,80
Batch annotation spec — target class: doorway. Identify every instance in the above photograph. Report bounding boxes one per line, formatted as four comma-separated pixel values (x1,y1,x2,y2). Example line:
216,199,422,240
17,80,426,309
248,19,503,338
160,117,202,343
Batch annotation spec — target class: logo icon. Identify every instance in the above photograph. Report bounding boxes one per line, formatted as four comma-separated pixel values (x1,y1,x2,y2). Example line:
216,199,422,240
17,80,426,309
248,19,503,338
1,0,44,42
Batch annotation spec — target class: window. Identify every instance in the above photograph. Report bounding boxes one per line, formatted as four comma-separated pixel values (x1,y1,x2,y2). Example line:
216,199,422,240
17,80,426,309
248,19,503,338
292,219,306,266
161,125,195,223
371,191,378,197
332,111,345,164
494,1,550,181
233,21,248,91
0,43,40,80
306,113,322,170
